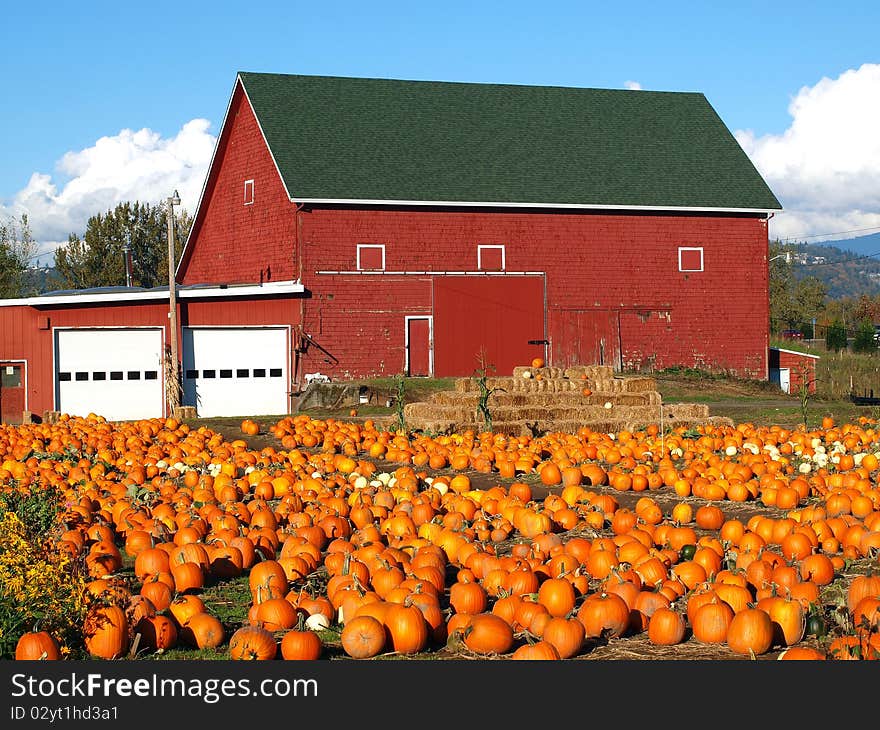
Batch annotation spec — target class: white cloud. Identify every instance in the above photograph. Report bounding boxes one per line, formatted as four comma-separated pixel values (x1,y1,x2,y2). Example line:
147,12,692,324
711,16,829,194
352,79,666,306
1,119,216,265
735,63,880,243
624,80,642,90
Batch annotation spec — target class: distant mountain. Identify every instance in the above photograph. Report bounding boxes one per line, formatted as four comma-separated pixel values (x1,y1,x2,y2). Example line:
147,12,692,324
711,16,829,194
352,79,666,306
814,232,880,259
22,266,61,295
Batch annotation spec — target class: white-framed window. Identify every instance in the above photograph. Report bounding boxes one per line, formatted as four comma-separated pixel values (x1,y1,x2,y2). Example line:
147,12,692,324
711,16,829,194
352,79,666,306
357,244,385,271
477,244,505,271
678,246,704,272
244,179,255,205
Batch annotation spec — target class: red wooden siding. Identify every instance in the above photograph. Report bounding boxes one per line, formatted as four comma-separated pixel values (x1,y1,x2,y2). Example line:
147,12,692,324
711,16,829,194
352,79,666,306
432,276,545,377
180,86,297,286
550,309,621,369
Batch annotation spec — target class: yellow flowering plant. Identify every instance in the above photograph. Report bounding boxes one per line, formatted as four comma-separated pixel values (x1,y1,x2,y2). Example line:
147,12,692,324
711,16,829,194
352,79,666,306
0,506,89,659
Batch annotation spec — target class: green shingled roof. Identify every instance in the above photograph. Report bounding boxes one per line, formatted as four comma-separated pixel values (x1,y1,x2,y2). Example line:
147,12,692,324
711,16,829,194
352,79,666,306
238,72,781,211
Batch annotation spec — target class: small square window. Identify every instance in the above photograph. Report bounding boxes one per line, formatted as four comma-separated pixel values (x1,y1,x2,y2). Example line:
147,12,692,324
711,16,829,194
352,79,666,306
203,370,216,379
253,369,266,378
244,179,254,205
236,369,249,378
220,369,233,379
679,247,704,272
270,368,282,378
477,245,505,271
58,372,72,382
110,372,123,381
185,369,198,379
127,371,141,380
144,371,158,380
1,366,22,388
92,372,106,381
75,372,89,381
357,244,385,271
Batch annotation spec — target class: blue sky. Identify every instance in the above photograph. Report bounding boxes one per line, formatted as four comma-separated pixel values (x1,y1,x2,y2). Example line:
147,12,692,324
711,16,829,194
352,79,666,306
2,1,879,261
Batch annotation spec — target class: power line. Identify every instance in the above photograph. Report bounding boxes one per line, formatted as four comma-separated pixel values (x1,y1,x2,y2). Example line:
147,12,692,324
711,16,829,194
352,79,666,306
775,225,880,242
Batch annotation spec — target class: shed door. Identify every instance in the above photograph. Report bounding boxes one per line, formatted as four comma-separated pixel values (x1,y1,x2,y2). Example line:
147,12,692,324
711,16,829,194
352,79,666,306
433,275,545,377
779,368,791,395
1,363,25,425
183,327,290,418
55,329,164,421
406,317,432,377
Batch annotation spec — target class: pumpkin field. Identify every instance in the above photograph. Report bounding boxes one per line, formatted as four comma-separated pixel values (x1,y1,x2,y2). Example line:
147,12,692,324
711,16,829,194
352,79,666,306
3,402,880,662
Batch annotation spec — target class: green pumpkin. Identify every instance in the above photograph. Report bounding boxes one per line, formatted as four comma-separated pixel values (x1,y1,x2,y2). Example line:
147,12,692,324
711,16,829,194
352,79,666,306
805,610,826,638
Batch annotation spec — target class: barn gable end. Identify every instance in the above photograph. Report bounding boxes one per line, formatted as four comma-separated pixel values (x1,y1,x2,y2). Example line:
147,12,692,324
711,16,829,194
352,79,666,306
179,80,297,286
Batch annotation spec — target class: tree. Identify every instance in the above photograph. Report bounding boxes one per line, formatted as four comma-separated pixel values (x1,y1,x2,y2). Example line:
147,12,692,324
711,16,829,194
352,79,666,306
52,201,192,290
792,276,827,336
852,319,877,354
825,319,848,352
0,214,37,298
768,241,827,335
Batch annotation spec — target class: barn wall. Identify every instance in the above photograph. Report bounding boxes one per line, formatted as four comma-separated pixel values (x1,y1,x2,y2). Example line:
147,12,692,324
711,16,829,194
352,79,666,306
180,86,297,286
294,275,432,380
297,207,770,379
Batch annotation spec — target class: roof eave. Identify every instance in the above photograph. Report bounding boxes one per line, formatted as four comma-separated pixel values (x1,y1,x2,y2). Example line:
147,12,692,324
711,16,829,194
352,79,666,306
0,280,305,308
290,197,781,215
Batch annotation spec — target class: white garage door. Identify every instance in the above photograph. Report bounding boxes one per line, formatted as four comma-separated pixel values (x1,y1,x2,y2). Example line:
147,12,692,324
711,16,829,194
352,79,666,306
55,328,164,421
183,327,290,418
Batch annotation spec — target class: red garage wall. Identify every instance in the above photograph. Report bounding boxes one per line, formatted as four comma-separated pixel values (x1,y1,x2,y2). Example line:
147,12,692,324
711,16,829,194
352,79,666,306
295,207,769,379
0,296,301,420
180,87,297,286
771,348,818,394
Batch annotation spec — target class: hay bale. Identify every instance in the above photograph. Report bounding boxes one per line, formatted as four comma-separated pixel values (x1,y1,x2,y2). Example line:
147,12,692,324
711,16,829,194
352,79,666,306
662,404,711,420
622,377,658,393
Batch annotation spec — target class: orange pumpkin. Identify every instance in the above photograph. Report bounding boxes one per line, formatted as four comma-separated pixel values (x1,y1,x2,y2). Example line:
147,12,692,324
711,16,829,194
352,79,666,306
15,631,62,660
229,625,277,660
455,613,514,655
84,605,130,660
726,607,774,656
341,615,386,659
647,607,686,646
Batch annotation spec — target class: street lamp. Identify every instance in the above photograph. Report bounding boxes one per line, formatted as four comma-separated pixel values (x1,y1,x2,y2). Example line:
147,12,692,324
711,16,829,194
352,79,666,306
166,190,181,414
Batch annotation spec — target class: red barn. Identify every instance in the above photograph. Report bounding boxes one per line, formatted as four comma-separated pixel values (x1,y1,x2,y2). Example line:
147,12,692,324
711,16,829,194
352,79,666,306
0,72,782,423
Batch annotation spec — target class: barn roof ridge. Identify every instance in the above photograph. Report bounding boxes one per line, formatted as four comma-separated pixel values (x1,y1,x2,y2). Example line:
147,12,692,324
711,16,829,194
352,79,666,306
235,71,782,212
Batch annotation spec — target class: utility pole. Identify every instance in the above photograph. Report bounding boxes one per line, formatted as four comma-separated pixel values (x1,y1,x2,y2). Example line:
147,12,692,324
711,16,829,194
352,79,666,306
166,190,181,414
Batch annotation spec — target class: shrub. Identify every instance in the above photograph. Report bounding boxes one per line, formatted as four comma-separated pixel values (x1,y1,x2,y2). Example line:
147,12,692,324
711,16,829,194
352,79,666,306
852,319,877,354
825,320,847,352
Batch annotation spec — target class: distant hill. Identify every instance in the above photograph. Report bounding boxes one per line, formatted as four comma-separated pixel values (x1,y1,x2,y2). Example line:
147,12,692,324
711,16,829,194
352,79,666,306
781,234,880,300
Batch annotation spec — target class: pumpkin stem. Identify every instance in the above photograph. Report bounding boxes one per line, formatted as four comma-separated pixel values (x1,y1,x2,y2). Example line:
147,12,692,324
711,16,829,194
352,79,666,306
295,612,307,632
